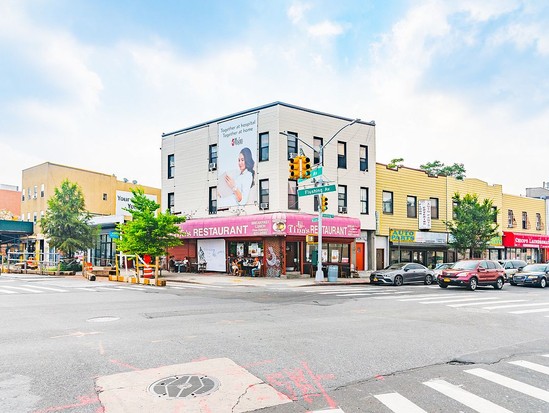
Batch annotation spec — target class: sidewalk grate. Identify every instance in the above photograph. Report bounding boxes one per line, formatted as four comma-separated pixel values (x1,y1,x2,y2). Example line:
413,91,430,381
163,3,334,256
148,375,220,399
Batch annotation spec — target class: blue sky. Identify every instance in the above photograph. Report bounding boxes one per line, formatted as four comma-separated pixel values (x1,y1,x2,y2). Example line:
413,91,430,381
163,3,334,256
1,0,548,196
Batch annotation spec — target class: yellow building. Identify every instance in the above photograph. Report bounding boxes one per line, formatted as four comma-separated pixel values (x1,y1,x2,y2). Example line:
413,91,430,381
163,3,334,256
21,162,161,264
375,163,547,269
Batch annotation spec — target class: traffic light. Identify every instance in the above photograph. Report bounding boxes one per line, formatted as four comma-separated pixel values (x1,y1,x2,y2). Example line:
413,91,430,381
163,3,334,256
320,195,328,212
289,157,301,179
301,156,311,179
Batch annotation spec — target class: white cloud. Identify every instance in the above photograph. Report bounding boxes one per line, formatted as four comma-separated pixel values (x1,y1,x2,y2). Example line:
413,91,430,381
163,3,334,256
307,21,344,37
287,2,312,25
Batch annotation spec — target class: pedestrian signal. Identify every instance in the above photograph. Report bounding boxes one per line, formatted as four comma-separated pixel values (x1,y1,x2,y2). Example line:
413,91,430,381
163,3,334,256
320,195,328,212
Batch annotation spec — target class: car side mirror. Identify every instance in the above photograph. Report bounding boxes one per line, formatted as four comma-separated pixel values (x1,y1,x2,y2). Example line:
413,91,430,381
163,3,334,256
478,267,486,272
518,267,523,272
403,268,409,272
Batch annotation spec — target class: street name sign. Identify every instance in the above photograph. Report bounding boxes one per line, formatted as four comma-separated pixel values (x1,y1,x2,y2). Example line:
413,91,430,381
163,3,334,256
297,184,336,197
298,166,323,183
322,213,334,218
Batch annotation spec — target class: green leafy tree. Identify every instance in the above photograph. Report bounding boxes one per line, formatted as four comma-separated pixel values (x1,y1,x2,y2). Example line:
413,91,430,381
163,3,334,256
446,193,499,258
115,188,185,258
40,180,98,257
420,160,466,180
387,157,404,169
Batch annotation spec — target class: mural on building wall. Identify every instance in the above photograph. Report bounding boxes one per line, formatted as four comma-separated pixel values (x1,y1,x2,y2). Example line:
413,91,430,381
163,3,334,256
217,113,258,209
264,238,283,277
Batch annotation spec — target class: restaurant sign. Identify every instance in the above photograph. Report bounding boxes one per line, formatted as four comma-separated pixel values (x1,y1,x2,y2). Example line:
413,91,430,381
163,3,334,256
179,213,361,239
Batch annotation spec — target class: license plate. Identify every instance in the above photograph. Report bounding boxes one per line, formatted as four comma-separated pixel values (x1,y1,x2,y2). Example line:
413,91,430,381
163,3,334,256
373,277,378,281
444,278,450,282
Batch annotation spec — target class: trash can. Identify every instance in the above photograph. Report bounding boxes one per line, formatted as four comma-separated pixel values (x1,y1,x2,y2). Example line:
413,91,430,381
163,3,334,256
327,265,338,282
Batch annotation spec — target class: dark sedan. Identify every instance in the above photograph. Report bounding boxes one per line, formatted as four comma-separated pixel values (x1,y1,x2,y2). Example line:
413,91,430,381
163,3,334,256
509,264,548,288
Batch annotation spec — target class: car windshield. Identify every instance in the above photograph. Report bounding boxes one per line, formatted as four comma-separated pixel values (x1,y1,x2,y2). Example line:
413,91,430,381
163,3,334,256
451,261,479,270
522,264,548,272
385,263,406,270
435,263,452,270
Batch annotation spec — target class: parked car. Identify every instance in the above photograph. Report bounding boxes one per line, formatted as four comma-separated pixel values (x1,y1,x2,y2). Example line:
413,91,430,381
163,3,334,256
433,262,455,276
370,262,435,286
437,260,505,291
509,263,548,288
498,259,527,282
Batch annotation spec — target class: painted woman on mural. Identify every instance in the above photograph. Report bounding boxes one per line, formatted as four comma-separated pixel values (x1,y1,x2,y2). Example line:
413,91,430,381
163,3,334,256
220,147,255,206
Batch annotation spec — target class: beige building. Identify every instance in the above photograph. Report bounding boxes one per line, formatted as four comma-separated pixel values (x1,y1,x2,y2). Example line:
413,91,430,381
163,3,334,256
21,162,161,264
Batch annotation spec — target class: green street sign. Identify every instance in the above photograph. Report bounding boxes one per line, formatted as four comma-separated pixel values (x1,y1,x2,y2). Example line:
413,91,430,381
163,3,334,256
297,184,336,197
322,213,334,218
298,166,323,183
312,217,319,222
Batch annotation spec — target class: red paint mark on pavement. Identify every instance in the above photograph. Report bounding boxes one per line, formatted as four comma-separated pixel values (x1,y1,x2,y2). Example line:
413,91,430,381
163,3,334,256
301,361,337,408
191,356,210,362
375,375,385,380
32,394,100,413
266,372,298,400
109,359,140,371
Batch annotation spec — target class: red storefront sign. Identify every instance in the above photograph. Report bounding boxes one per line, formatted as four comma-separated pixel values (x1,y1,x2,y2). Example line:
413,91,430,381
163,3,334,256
179,212,361,239
502,232,549,248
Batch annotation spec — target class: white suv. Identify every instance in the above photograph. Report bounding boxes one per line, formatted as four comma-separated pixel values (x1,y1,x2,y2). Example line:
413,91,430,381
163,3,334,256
498,260,527,282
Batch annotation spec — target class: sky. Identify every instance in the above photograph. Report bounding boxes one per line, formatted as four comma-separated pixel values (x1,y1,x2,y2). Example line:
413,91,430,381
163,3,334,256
1,0,548,197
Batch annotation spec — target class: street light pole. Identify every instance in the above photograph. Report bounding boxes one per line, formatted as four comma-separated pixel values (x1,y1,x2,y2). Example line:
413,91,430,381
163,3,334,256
281,118,360,283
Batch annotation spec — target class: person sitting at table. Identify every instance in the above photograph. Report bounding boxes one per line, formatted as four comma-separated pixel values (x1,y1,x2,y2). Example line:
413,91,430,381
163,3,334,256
231,259,240,276
251,257,261,277
182,256,189,272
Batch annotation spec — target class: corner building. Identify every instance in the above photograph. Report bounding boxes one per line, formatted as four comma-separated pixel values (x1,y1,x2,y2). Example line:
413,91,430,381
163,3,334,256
161,102,376,276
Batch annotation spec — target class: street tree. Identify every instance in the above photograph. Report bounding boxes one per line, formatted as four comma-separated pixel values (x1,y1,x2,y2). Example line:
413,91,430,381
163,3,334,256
420,160,466,180
40,179,98,258
115,188,186,260
446,193,499,258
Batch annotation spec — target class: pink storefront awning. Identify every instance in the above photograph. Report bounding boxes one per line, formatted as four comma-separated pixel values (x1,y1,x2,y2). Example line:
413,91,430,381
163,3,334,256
179,212,361,239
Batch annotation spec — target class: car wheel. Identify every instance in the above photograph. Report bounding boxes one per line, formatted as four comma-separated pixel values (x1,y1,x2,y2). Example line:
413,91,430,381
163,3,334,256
540,278,547,288
393,275,403,286
424,274,433,285
494,277,504,290
468,277,478,291
439,283,448,288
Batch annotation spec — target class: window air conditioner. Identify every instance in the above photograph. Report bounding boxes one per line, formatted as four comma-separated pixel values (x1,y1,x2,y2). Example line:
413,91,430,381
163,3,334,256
209,162,217,171
260,202,269,209
338,206,347,213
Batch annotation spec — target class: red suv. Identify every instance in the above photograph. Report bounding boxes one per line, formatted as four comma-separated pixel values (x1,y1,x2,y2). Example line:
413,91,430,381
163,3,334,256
438,260,505,291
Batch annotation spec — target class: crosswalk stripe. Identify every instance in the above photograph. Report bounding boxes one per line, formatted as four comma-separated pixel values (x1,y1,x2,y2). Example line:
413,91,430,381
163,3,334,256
448,299,526,308
543,354,549,358
424,378,512,412
398,294,470,302
26,285,67,292
509,360,549,375
374,293,462,300
465,367,549,403
419,297,500,305
0,288,18,294
374,392,427,413
508,307,549,314
1,286,46,293
115,286,148,291
482,302,549,310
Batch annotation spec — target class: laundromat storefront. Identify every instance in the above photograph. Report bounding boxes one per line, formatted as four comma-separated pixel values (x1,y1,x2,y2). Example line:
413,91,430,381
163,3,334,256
177,213,361,276
502,232,549,263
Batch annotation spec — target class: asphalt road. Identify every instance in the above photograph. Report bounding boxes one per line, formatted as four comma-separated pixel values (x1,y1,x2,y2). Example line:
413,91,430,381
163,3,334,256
1,274,548,413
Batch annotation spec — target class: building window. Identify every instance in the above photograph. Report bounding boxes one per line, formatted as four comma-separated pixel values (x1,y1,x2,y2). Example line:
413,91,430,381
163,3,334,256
33,186,37,199
382,191,393,214
27,212,30,221
536,213,542,230
209,145,218,170
33,212,37,223
453,200,459,220
288,180,298,210
492,206,498,223
522,211,528,229
259,179,269,209
167,154,175,179
22,192,24,202
359,145,368,171
338,185,347,213
337,141,347,169
314,137,323,165
102,193,108,201
360,187,369,214
259,132,269,162
430,197,439,219
40,184,45,198
167,192,175,213
287,132,298,160
28,188,31,200
508,210,514,228
407,196,417,218
209,187,217,214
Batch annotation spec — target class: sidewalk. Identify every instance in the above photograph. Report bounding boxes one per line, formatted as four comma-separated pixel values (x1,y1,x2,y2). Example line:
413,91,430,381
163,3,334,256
161,270,372,287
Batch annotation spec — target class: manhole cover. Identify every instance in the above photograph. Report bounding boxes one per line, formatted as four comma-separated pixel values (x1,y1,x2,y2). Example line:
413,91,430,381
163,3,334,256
148,375,220,399
86,316,120,323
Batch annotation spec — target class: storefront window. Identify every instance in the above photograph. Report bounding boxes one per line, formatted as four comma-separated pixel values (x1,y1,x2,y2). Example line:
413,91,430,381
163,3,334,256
227,241,263,258
305,243,349,263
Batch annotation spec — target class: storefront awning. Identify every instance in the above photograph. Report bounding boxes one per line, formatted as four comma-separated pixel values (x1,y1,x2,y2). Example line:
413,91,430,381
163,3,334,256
503,232,549,249
178,212,361,239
